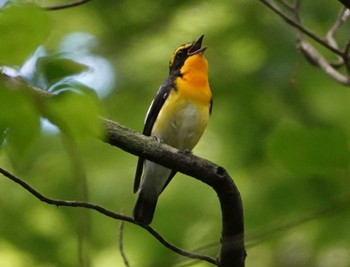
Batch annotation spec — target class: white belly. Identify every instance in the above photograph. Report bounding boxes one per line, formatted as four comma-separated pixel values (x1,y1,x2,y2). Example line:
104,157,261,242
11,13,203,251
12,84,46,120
152,98,209,150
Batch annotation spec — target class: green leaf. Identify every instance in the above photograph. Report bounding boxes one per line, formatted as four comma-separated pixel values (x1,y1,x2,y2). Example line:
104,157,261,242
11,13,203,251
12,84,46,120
267,124,350,175
0,4,50,65
0,82,41,166
38,56,88,87
45,89,102,141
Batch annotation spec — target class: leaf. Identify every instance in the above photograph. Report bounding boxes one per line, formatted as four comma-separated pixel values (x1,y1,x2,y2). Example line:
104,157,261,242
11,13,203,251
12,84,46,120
0,4,50,65
266,124,350,175
38,56,89,87
0,82,41,166
45,88,102,141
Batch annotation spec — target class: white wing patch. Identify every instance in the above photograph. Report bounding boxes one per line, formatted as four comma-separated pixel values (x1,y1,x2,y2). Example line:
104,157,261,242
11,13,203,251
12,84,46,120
144,86,168,124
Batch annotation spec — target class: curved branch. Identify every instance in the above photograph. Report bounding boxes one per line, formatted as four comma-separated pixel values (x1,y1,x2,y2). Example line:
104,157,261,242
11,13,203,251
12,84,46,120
326,7,350,49
0,167,216,265
44,0,91,11
103,119,246,267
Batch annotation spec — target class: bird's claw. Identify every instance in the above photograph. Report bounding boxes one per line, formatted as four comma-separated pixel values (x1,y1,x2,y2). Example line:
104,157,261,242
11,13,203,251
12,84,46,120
152,136,163,143
179,149,192,155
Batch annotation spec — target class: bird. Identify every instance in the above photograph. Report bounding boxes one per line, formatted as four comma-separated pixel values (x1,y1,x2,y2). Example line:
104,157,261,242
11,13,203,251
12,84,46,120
133,35,212,225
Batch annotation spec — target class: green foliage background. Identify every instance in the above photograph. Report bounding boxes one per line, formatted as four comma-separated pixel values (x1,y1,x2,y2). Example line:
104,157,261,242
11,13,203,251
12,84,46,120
1,1,350,267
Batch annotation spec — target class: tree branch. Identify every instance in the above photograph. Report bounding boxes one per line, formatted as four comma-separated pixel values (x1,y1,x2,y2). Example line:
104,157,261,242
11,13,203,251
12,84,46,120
326,7,350,49
44,0,91,11
260,0,350,86
118,220,130,267
297,39,350,85
103,119,246,267
0,167,216,265
259,0,343,56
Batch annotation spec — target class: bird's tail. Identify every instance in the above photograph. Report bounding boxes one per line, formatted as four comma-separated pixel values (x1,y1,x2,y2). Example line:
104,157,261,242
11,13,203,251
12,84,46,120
133,191,158,225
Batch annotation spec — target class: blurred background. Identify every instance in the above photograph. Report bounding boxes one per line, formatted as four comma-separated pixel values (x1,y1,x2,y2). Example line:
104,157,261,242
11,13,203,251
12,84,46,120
1,0,350,266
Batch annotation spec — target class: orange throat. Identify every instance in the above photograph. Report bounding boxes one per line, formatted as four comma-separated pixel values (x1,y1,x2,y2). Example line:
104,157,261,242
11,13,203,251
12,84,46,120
176,54,211,105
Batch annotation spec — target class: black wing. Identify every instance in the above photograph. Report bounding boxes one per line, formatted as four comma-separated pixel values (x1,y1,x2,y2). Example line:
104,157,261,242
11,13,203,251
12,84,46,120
133,77,174,193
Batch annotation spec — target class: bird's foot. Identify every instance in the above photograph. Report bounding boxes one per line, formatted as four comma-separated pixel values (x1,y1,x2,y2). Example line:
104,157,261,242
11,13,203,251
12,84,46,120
151,136,163,143
179,149,192,155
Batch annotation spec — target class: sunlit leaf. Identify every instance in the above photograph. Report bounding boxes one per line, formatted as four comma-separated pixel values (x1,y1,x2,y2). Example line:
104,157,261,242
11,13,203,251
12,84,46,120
0,4,50,65
267,124,350,175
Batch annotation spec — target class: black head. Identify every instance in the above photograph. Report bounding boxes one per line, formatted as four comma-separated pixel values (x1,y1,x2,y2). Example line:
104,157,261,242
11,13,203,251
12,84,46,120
168,34,207,75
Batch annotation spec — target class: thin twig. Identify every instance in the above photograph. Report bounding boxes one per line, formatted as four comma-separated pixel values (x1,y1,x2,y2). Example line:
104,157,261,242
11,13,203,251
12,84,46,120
0,167,217,266
326,7,350,68
277,0,294,11
259,0,344,56
246,194,350,249
297,39,350,85
44,0,91,11
344,36,350,73
326,7,350,49
118,220,130,267
143,226,217,265
260,0,350,85
175,190,350,267
293,0,301,22
289,0,302,44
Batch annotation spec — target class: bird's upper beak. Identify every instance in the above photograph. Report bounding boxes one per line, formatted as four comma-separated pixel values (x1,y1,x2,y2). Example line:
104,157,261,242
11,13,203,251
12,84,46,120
187,34,207,56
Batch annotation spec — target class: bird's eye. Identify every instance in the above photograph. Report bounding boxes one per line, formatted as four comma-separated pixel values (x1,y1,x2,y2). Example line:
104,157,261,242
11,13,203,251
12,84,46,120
176,50,184,58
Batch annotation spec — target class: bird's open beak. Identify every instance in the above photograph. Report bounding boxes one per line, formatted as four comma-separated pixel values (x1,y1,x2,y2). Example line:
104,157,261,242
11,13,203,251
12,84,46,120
187,34,207,56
